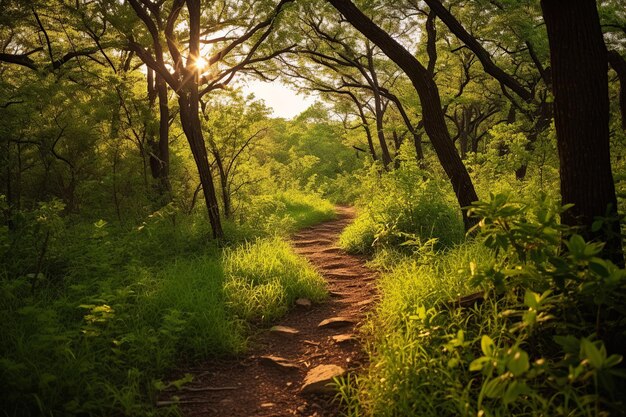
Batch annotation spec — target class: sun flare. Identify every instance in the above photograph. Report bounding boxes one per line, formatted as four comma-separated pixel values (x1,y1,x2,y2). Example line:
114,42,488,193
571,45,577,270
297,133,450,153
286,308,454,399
195,57,208,70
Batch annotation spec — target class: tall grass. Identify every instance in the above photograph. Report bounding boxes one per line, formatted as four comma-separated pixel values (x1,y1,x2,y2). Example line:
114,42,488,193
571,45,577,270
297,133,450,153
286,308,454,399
223,237,327,323
238,189,336,234
339,242,493,416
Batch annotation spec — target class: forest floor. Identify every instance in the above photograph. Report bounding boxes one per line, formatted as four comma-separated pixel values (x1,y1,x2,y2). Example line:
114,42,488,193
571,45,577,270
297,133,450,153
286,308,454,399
163,206,378,417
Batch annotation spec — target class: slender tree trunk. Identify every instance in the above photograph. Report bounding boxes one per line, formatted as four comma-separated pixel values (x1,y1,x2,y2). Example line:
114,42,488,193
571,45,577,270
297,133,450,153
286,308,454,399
213,149,232,219
147,69,171,198
392,130,401,168
179,94,223,238
4,143,14,230
155,75,171,194
373,94,392,169
363,124,378,161
327,0,479,229
541,0,623,266
350,94,378,161
365,94,390,169
414,132,425,161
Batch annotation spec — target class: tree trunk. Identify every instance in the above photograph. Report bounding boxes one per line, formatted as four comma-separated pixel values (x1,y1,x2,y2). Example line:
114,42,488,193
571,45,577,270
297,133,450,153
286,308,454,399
363,124,378,161
327,0,479,229
213,149,232,219
179,94,224,239
147,70,171,198
372,83,392,168
608,50,626,131
414,132,425,161
156,76,171,193
541,0,623,266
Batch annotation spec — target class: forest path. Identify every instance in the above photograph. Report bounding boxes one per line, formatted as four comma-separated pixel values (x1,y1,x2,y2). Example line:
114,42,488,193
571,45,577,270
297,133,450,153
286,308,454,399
172,206,378,417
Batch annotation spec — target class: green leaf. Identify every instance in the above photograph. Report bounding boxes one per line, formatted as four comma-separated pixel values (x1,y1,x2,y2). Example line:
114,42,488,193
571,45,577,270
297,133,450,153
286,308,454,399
581,339,604,369
507,349,530,376
566,235,586,258
484,377,507,399
604,354,623,368
481,335,495,357
171,373,194,390
523,290,539,309
554,335,579,354
503,381,529,405
469,357,490,372
448,358,459,368
591,219,603,232
588,259,610,278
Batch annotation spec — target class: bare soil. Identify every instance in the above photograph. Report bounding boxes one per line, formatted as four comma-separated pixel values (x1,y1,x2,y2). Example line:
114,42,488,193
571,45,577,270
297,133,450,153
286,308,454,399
165,206,377,417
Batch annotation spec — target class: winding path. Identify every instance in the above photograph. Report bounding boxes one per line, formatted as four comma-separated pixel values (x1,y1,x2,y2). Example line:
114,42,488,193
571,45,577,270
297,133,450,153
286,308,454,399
172,206,378,416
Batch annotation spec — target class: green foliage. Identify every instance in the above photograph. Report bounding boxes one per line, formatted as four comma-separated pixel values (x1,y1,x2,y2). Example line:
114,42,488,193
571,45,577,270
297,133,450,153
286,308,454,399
340,161,464,254
239,189,336,234
0,196,330,416
223,237,327,322
338,193,626,417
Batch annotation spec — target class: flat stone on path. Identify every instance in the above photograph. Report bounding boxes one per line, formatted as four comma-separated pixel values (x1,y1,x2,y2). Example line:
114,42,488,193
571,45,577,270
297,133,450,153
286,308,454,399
332,334,356,344
269,325,299,336
318,316,356,329
258,355,299,371
295,298,312,308
301,364,346,394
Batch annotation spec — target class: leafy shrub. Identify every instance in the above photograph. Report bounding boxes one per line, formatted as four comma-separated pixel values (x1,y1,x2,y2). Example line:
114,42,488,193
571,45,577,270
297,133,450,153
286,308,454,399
340,161,464,253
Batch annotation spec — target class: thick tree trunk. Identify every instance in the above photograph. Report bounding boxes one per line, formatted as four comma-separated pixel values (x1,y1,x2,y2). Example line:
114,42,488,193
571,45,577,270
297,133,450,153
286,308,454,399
608,50,626,131
541,0,623,266
327,0,479,229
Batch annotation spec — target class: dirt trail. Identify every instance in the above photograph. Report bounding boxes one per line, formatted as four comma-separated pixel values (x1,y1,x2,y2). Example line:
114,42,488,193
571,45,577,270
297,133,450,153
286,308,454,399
170,206,377,417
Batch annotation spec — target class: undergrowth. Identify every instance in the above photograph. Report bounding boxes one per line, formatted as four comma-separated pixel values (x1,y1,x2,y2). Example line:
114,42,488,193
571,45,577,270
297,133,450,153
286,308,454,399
337,193,626,416
0,192,331,417
339,161,464,254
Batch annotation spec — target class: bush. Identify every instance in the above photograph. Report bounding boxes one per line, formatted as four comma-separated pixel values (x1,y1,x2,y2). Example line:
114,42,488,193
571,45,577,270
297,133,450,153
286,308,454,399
340,161,464,254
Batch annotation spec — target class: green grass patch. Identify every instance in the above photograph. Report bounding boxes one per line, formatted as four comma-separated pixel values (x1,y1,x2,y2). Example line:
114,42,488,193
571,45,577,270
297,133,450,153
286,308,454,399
223,237,327,323
239,189,336,235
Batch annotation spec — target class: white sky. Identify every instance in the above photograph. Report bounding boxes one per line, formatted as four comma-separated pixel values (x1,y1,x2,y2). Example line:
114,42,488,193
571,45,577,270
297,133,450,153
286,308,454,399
239,79,318,119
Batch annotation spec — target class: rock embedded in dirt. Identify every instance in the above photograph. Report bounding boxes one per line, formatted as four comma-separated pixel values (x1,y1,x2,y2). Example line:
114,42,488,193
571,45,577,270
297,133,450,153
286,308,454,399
295,298,312,308
258,355,299,371
332,334,355,344
301,364,346,394
269,325,300,336
318,317,356,328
